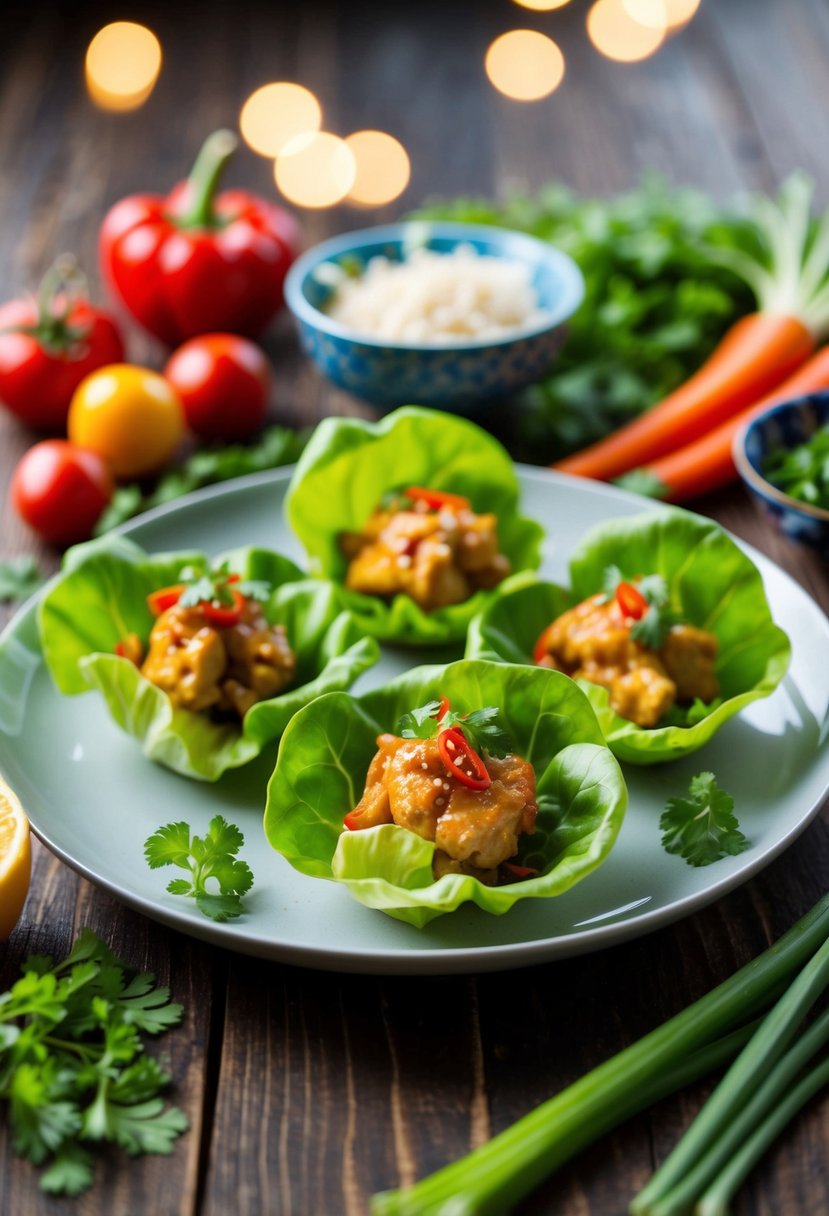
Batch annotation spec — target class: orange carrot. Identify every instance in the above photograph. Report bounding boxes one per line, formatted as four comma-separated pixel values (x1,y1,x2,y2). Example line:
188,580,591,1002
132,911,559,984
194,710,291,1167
554,313,814,481
620,345,829,503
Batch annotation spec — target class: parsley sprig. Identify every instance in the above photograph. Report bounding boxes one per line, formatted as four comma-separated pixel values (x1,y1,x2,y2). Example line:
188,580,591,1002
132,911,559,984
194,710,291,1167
659,772,748,867
398,701,511,758
0,929,186,1196
0,556,44,604
602,564,678,649
177,561,270,611
144,816,254,922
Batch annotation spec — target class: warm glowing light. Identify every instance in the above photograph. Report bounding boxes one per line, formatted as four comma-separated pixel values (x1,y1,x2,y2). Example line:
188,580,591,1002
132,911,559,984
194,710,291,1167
485,30,565,102
239,82,322,158
587,0,665,61
344,131,411,207
275,132,356,209
85,22,162,112
512,0,572,10
624,0,701,27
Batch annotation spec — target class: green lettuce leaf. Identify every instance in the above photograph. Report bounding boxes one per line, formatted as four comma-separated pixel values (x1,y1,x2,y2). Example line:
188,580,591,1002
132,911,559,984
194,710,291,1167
283,406,545,644
37,535,380,781
466,507,791,765
264,658,626,927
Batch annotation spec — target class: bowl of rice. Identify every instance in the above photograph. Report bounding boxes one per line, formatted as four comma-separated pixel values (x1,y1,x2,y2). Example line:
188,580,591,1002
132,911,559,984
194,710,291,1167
284,221,584,410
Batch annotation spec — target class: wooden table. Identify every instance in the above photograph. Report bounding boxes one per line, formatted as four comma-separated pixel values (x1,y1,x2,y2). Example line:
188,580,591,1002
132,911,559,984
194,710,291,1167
2,2,829,1212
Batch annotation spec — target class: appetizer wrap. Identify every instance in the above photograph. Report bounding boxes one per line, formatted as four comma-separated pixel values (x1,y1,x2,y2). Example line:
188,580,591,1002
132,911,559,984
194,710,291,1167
264,659,627,927
284,406,545,644
466,508,791,765
39,534,379,781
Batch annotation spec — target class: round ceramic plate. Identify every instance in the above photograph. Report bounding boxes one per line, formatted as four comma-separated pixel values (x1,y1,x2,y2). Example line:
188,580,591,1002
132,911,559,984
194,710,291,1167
1,468,828,975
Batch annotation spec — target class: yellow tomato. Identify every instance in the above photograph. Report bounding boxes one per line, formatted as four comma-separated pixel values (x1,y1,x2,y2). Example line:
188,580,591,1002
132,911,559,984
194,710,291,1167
68,364,185,479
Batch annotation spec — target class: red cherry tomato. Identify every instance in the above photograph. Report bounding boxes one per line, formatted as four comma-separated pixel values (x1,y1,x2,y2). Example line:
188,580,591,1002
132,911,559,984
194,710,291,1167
164,334,270,440
11,440,114,547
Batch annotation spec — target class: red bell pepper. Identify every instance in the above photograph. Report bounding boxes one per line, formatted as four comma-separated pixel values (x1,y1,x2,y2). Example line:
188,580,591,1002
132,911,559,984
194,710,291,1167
99,130,300,346
0,257,124,432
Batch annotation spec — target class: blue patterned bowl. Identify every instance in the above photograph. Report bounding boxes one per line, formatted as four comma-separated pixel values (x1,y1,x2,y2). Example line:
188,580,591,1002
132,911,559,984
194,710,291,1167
733,392,829,553
284,222,584,411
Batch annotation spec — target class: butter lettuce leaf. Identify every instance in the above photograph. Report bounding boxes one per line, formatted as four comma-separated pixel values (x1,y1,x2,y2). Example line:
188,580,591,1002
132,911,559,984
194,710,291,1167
38,535,379,781
284,407,545,644
466,507,791,765
264,659,626,927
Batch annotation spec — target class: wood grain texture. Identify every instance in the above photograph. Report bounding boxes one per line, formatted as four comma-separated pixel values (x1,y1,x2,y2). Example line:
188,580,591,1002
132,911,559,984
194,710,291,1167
1,1,829,1214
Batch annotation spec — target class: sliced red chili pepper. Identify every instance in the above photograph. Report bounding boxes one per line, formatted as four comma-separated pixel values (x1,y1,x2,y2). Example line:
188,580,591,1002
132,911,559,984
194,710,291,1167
503,862,539,880
436,696,451,722
405,486,471,512
147,584,185,616
342,811,363,831
201,588,246,627
532,622,558,665
616,581,648,621
438,727,491,791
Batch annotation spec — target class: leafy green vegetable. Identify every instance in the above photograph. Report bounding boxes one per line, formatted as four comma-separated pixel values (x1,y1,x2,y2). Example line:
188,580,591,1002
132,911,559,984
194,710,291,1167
38,534,379,781
0,929,186,1196
413,178,755,460
465,506,791,765
94,425,309,534
398,700,511,758
659,772,747,867
0,556,44,604
264,658,626,927
284,406,544,644
144,816,254,921
762,423,829,509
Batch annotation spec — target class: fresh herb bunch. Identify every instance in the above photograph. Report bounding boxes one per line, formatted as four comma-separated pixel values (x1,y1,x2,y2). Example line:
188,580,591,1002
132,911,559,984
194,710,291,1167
177,561,270,610
763,423,829,509
602,565,677,648
398,701,511,758
660,771,748,866
0,929,186,1196
0,555,44,604
144,816,254,922
413,178,755,460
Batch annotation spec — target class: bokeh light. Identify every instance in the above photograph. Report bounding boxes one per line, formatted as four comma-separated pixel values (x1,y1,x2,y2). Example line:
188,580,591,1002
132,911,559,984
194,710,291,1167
512,0,572,10
85,22,162,112
623,0,701,27
485,30,566,101
587,0,666,61
239,82,322,158
274,132,356,209
344,131,410,207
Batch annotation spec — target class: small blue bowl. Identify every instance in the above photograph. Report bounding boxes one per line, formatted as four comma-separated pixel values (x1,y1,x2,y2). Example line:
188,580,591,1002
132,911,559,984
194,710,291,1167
734,392,829,553
283,221,584,411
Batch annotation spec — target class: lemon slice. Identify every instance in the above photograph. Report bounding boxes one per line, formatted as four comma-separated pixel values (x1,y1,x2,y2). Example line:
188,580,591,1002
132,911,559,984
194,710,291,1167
0,777,31,941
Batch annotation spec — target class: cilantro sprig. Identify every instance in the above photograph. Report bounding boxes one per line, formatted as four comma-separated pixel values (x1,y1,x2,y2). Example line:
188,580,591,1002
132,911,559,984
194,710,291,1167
659,772,748,867
177,561,270,611
763,423,829,510
398,700,512,758
602,565,678,649
0,929,186,1196
144,816,254,922
0,556,44,604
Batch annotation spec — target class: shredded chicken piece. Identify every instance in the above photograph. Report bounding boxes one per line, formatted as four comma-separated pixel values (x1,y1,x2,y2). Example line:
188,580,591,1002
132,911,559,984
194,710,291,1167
536,593,719,728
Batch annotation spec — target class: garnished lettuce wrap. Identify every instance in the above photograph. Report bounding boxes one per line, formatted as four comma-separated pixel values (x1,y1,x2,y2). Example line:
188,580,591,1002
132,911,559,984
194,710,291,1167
38,534,379,781
284,406,544,644
264,659,626,927
466,508,791,765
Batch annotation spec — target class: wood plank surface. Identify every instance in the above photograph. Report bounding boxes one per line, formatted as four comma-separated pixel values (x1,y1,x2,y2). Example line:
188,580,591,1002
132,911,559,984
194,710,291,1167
2,2,829,1214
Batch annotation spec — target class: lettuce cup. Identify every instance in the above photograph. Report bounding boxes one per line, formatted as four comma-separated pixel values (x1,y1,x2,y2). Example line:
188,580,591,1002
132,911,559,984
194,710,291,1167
284,406,544,644
264,658,627,928
466,507,791,765
39,534,379,781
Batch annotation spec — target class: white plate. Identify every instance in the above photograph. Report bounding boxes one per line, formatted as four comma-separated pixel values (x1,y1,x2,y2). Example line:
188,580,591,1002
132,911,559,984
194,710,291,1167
1,468,827,974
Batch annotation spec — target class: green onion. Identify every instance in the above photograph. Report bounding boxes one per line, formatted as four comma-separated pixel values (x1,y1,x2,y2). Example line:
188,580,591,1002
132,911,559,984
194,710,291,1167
371,894,829,1216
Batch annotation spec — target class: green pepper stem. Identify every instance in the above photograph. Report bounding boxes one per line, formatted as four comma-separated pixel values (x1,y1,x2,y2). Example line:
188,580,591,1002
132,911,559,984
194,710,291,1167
178,129,238,230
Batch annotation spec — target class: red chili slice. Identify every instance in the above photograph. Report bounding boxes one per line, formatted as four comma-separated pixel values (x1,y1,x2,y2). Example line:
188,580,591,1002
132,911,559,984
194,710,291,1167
342,811,363,831
436,696,451,722
503,863,539,880
532,622,558,665
146,584,185,616
616,581,648,621
438,727,491,791
201,589,246,627
405,486,471,512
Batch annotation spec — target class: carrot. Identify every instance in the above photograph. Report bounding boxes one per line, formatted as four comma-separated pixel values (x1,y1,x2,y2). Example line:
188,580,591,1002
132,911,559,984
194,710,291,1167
619,345,829,503
554,176,829,483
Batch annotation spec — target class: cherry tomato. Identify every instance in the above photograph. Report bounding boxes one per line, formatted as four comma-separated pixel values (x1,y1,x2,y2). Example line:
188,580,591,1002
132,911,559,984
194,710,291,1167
68,364,185,479
0,259,124,433
11,440,113,547
164,334,270,440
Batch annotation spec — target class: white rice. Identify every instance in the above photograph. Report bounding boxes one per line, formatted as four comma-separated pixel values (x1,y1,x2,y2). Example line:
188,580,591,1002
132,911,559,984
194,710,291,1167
324,244,546,344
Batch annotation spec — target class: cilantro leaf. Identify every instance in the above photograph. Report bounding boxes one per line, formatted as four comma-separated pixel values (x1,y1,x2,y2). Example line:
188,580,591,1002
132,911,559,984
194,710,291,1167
601,564,625,602
660,772,748,867
614,469,670,499
0,556,44,604
399,700,443,740
397,701,512,758
144,816,254,922
39,1143,94,1196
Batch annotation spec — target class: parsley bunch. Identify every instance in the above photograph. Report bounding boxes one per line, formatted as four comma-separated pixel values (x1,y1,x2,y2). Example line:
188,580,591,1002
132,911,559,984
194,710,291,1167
660,772,748,867
177,561,270,610
0,929,186,1196
144,816,254,922
398,701,511,758
602,565,678,649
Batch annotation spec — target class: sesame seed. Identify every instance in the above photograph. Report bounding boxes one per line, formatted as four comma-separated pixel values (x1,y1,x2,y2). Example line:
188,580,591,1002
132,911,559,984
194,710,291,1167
397,555,412,568
445,739,456,751
433,777,443,787
435,797,445,808
454,756,463,767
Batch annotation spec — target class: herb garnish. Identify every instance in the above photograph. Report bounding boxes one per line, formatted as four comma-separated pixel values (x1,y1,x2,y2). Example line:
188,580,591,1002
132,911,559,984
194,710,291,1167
177,560,270,610
0,929,186,1196
762,423,829,510
602,565,678,648
659,772,748,867
144,816,254,921
0,555,44,604
398,701,511,758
